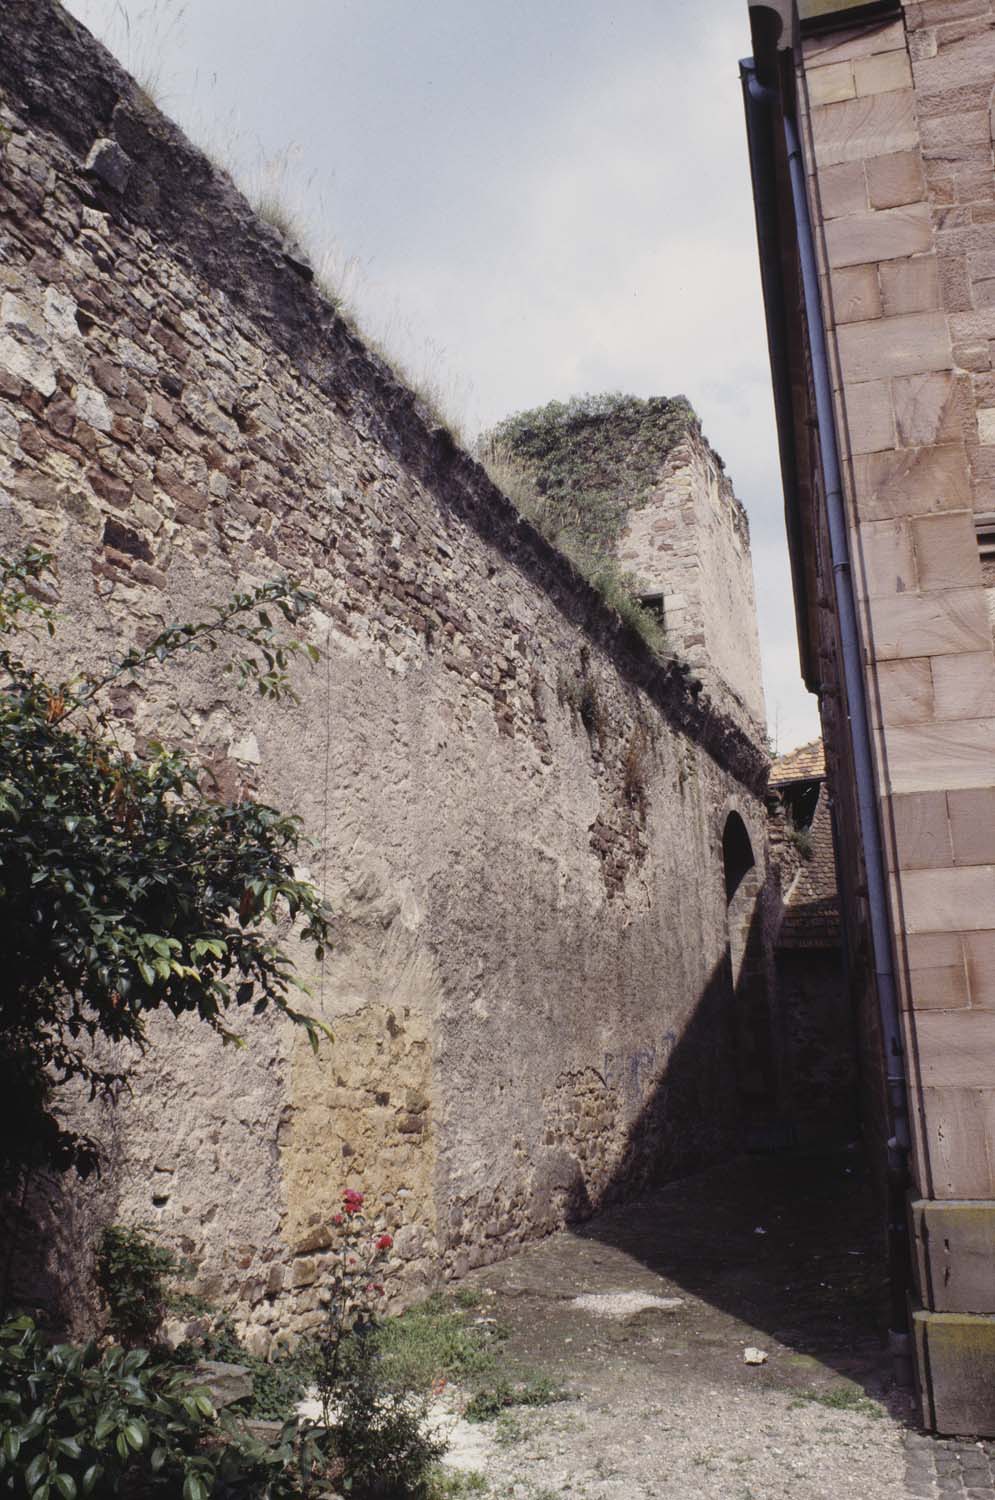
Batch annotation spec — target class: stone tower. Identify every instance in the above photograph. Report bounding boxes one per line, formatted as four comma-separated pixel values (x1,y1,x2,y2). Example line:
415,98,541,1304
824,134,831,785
488,394,767,737
617,428,767,735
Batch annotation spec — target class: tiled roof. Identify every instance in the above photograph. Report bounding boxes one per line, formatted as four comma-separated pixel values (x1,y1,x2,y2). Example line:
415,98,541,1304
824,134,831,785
777,784,841,950
770,737,825,786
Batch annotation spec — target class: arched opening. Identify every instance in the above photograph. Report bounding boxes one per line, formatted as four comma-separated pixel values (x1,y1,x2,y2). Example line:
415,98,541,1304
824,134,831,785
721,811,777,1136
722,811,756,903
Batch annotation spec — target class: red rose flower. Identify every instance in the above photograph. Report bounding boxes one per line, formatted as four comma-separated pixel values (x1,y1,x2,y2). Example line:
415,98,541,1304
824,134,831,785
342,1188,364,1215
332,1213,344,1226
376,1233,393,1251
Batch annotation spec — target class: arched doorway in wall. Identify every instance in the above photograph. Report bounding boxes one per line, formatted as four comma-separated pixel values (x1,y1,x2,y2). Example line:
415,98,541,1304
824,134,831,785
722,811,777,1135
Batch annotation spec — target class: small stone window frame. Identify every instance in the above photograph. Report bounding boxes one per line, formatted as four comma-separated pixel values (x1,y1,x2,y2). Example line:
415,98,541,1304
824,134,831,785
639,592,666,627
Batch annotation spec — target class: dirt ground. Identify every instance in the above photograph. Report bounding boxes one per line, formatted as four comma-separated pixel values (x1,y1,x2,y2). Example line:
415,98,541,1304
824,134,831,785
435,1152,995,1500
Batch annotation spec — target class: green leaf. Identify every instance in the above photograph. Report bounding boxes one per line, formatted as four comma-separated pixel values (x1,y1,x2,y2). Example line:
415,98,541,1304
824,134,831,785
123,1418,148,1451
25,1452,48,1489
52,1475,77,1500
182,1474,208,1500
81,1465,103,1495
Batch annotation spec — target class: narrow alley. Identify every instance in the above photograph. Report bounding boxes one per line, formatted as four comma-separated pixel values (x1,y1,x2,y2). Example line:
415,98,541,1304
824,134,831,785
441,1153,995,1499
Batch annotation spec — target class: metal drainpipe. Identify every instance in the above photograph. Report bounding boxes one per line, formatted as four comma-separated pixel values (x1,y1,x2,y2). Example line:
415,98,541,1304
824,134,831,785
752,72,914,1377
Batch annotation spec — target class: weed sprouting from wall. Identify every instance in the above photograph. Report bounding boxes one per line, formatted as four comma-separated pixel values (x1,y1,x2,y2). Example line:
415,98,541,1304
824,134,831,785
106,0,188,108
622,724,652,816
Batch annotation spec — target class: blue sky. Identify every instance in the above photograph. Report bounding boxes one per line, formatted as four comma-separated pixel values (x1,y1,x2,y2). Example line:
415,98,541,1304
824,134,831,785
65,0,820,751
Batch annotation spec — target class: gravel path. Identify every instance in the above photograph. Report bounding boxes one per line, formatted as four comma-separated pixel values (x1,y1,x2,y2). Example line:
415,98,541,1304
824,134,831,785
435,1154,995,1499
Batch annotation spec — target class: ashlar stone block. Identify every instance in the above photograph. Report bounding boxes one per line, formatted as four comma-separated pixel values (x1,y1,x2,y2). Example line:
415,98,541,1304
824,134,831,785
808,60,857,107
830,262,881,322
912,1200,995,1315
966,930,995,1005
837,310,950,382
853,443,971,520
880,255,940,316
866,149,926,209
891,788,953,868
843,378,895,453
947,786,995,866
818,159,869,219
881,718,995,793
825,202,932,268
853,50,914,97
876,655,933,725
931,649,995,721
902,867,995,938
912,511,983,591
920,1087,995,1201
892,372,965,448
858,516,916,596
811,89,918,168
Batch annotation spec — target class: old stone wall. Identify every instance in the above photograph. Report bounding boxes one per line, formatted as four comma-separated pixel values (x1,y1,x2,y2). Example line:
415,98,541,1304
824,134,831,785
618,435,767,734
0,0,769,1346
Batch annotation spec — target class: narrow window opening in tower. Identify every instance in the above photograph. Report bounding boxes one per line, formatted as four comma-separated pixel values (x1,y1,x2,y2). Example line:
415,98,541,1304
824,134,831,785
639,592,666,628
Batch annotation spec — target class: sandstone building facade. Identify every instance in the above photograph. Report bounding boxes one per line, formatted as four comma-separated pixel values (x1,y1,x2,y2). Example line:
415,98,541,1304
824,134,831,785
0,1,777,1348
743,0,995,1434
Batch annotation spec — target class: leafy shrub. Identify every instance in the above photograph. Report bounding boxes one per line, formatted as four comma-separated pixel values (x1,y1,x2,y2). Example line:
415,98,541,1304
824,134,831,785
0,549,330,1191
181,1314,315,1422
330,1332,445,1500
0,1314,221,1498
0,1315,341,1499
785,820,814,860
95,1226,180,1349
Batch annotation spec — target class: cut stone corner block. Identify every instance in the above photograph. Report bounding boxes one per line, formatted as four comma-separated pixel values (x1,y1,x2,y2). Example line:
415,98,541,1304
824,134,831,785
913,1307,995,1437
911,1199,995,1315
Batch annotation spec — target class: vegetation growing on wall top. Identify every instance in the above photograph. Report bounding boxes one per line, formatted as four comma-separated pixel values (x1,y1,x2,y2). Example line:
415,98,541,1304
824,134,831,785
479,393,699,658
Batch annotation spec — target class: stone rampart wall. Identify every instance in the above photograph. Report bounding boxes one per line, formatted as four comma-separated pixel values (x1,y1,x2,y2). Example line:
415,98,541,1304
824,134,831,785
0,0,769,1346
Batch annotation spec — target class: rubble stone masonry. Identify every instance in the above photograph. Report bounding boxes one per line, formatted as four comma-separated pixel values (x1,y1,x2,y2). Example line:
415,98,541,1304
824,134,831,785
0,2,770,1346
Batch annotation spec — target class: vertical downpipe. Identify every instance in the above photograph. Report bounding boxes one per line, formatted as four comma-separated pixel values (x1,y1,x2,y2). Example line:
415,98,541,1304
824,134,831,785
781,103,914,1381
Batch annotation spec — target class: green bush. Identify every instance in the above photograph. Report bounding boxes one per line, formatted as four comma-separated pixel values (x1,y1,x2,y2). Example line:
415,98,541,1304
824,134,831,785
330,1332,446,1500
0,1315,337,1499
95,1226,180,1349
0,549,330,1192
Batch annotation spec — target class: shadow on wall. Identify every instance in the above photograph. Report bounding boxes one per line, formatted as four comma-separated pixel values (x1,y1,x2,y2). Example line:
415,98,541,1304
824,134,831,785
548,901,887,1395
552,893,779,1231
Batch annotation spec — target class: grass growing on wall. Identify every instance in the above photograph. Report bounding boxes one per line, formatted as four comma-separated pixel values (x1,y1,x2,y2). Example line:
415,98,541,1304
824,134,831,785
93,6,678,650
